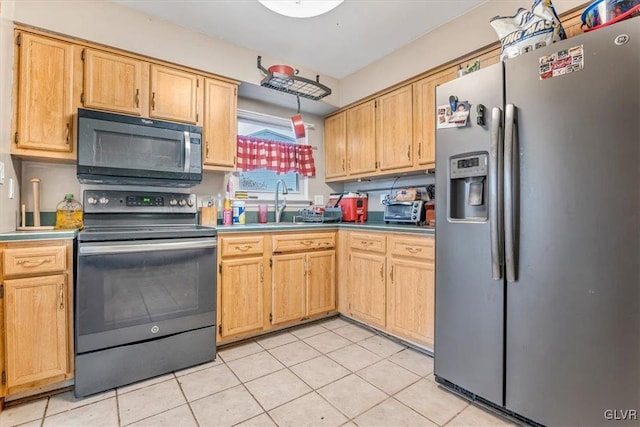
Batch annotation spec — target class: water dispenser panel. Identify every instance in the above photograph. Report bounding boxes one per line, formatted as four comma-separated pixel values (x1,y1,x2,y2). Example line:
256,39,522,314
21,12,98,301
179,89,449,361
450,154,488,179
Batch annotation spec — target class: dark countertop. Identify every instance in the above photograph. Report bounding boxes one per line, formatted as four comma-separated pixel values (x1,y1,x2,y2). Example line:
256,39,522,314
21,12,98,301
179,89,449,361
216,221,435,235
0,229,78,242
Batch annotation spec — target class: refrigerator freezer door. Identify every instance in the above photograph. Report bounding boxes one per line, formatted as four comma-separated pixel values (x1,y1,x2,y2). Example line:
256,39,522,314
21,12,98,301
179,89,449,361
504,18,639,426
434,63,505,406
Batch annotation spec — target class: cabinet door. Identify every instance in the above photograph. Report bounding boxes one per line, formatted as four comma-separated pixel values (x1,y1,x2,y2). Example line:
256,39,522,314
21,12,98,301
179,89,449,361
15,33,74,154
376,86,413,171
203,78,237,169
271,254,306,325
387,258,435,347
413,67,457,167
83,48,145,116
347,100,377,176
150,65,199,124
220,257,265,337
4,274,69,389
307,250,336,316
349,252,386,329
324,111,347,180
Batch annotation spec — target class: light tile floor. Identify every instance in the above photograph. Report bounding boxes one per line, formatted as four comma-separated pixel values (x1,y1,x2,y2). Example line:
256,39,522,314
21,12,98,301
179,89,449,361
0,317,516,427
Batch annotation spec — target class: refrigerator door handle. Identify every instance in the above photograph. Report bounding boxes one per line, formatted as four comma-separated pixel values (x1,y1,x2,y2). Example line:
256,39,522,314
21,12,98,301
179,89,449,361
489,107,504,280
504,103,518,282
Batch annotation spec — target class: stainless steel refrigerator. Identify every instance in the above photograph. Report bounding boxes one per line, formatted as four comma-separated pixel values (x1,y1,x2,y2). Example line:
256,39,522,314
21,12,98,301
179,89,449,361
434,17,639,426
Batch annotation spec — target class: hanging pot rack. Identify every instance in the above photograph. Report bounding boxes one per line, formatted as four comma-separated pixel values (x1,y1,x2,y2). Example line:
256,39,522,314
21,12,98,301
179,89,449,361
257,56,332,101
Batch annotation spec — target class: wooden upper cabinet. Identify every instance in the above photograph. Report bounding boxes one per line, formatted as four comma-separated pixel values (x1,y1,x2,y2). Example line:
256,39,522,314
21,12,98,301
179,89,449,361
347,100,377,176
203,78,238,170
82,48,146,116
14,32,74,155
376,85,413,171
413,67,457,167
562,11,584,38
150,64,200,124
324,111,347,180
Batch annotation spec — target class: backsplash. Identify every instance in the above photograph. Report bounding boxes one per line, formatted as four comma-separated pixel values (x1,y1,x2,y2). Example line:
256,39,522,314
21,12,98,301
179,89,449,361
344,173,436,212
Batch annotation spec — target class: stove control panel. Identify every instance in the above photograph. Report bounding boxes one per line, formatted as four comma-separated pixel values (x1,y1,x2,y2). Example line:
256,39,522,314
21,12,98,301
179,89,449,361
83,190,197,214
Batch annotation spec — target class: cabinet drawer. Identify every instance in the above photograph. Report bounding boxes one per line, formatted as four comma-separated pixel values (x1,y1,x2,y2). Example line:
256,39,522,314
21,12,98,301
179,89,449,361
272,233,335,253
3,245,67,277
388,235,434,260
348,232,386,253
220,236,264,257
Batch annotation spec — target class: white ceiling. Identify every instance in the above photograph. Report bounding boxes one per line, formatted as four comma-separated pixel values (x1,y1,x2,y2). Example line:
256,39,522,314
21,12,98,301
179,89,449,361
113,0,486,80
112,0,487,115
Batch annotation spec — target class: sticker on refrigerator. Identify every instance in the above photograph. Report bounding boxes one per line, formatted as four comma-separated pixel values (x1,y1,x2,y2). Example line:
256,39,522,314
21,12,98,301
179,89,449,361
437,101,470,129
539,45,584,80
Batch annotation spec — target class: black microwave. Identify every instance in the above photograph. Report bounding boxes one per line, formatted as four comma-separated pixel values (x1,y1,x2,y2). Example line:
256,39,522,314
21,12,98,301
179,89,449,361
77,109,202,187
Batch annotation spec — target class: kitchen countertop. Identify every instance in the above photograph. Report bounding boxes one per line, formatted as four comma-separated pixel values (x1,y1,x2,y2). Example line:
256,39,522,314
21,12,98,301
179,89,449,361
0,229,78,242
216,221,435,235
0,222,434,241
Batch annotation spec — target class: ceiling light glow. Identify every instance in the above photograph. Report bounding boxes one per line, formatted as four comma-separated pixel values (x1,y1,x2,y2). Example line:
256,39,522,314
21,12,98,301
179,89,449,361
258,0,344,18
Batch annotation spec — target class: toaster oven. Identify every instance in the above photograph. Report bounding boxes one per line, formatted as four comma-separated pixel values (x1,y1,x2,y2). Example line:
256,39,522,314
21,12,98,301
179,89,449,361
384,200,425,224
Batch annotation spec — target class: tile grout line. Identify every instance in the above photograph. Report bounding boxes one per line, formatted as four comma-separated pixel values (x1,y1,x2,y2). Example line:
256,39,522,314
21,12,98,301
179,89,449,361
173,371,202,427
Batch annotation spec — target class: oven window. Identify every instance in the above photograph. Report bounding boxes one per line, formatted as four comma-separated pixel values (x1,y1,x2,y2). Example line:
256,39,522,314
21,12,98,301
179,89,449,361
386,204,411,218
77,245,215,337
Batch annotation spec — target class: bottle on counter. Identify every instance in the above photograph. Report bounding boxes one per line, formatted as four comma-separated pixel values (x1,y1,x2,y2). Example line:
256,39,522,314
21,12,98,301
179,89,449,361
54,193,84,230
217,192,223,225
223,196,232,225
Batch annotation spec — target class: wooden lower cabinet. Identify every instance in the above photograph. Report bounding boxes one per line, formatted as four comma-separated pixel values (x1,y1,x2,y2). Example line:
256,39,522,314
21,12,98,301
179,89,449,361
217,232,337,344
271,253,306,325
0,239,74,399
386,257,435,347
219,257,265,338
4,275,69,389
349,251,386,329
341,231,435,349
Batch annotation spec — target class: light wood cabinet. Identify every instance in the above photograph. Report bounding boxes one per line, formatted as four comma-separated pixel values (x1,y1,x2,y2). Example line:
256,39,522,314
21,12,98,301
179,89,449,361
203,78,238,170
376,85,414,172
386,234,435,347
13,32,75,160
218,235,266,340
4,275,68,389
219,257,265,338
340,231,435,349
347,232,386,329
150,64,201,124
271,253,307,325
324,111,347,180
413,67,457,167
271,233,336,326
82,48,146,116
0,239,74,397
346,100,377,176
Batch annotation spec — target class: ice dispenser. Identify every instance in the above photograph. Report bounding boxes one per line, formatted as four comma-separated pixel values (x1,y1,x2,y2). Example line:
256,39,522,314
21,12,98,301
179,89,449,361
448,153,488,221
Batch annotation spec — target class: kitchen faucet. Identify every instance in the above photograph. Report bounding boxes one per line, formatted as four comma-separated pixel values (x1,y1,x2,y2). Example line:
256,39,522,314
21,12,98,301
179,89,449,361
275,179,289,223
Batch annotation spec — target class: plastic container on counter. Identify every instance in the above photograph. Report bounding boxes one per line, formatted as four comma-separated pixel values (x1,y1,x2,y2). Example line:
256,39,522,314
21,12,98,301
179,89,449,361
232,201,246,224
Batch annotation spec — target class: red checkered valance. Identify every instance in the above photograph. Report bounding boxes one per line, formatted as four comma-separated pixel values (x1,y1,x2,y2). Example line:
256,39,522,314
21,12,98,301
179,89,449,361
236,136,316,177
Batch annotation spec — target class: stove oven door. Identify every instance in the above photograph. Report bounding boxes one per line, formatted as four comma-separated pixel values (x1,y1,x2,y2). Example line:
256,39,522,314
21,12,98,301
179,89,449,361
76,237,217,354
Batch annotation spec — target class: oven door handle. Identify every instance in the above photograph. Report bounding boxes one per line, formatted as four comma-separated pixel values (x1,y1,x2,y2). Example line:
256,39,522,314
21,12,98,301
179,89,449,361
79,239,217,256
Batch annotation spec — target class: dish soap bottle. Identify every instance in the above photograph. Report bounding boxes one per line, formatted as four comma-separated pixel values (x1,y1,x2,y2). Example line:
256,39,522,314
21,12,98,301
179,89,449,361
54,193,84,230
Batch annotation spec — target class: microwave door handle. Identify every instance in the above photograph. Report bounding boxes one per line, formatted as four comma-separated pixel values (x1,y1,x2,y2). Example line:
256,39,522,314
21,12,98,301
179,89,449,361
184,131,191,173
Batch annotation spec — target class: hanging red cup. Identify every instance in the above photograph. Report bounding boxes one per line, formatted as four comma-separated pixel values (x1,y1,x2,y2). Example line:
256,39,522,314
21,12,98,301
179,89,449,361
291,114,305,139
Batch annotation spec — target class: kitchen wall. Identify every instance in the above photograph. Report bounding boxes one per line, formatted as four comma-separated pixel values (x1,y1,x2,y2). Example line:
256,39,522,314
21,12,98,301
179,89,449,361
0,0,20,231
17,96,341,220
339,0,588,105
344,174,435,213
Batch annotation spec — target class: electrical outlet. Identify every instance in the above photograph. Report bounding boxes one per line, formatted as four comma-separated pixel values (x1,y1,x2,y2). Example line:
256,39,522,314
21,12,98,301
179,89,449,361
314,195,324,206
380,194,386,204
0,161,4,185
8,178,14,199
